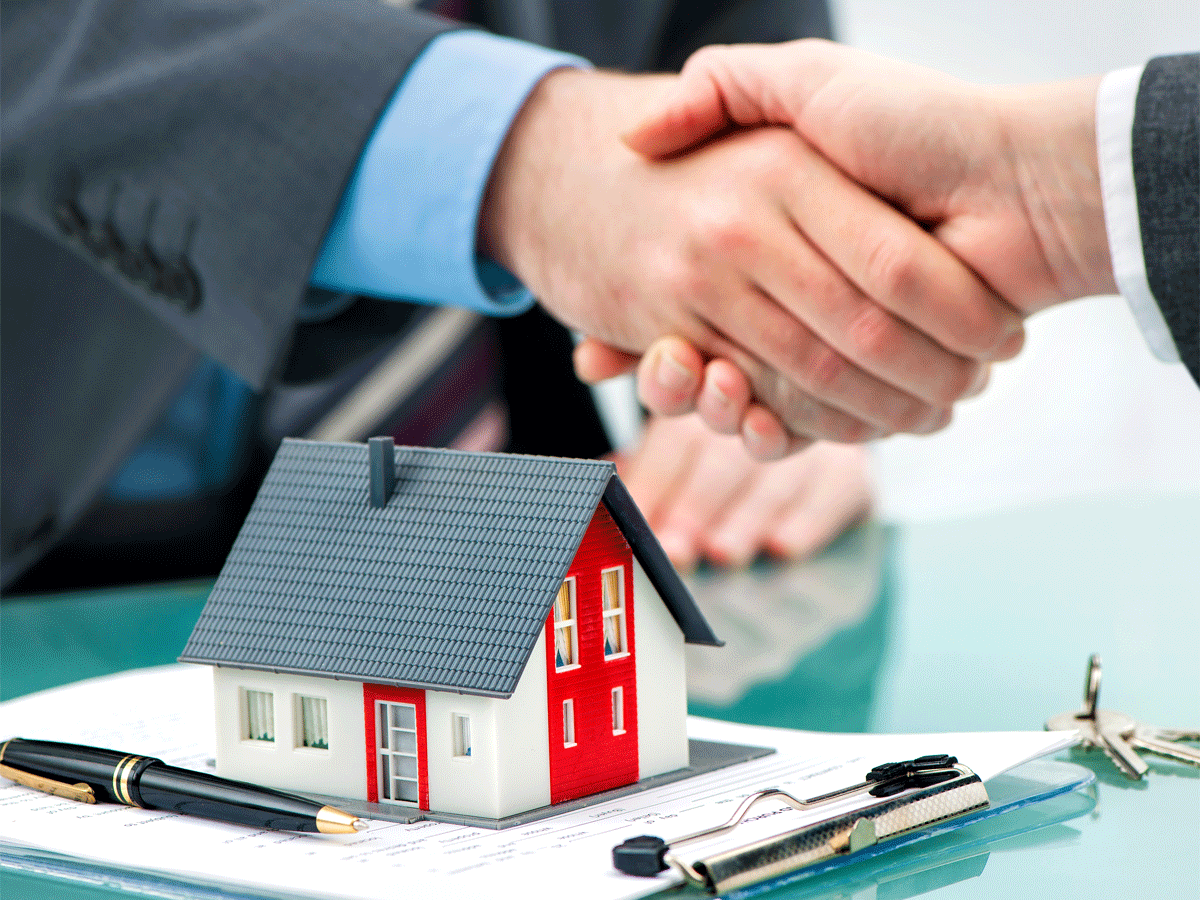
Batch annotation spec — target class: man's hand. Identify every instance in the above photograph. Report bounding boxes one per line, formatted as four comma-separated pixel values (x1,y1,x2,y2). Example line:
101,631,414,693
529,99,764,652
480,68,1023,448
614,415,871,570
579,40,1114,446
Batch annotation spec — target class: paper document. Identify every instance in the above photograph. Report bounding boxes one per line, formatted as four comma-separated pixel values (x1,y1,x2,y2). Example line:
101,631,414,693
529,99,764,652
0,665,1075,900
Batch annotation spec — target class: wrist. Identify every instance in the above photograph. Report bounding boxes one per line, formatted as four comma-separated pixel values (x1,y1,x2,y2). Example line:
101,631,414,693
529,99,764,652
478,68,675,296
998,76,1117,304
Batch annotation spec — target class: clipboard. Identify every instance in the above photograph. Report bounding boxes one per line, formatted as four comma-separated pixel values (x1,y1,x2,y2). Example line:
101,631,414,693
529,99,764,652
613,755,1094,896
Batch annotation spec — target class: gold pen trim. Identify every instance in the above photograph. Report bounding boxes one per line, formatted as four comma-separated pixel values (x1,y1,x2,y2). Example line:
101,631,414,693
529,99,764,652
0,762,97,803
112,755,146,807
315,805,367,834
112,755,133,804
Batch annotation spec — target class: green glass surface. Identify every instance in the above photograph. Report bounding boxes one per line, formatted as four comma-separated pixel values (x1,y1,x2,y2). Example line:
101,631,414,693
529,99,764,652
2,493,1198,898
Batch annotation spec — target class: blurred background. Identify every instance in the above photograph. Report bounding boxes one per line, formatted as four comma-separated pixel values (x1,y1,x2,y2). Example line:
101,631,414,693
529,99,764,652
834,0,1200,520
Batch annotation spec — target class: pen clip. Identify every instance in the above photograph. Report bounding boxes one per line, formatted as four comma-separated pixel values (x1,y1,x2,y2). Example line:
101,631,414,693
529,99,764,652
0,762,97,803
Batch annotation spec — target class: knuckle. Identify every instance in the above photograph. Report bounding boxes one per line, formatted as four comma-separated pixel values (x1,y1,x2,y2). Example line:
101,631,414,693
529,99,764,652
847,305,901,363
683,44,726,75
802,344,849,393
864,232,921,302
693,201,757,256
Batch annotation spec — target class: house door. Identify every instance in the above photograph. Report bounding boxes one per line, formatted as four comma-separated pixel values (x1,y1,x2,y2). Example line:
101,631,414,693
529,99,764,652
375,700,420,804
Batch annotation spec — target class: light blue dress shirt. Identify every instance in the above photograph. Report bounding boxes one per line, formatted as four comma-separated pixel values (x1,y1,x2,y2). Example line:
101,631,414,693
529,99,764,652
107,30,586,502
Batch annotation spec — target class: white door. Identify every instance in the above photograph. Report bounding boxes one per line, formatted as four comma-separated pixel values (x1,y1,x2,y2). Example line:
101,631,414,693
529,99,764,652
376,700,420,803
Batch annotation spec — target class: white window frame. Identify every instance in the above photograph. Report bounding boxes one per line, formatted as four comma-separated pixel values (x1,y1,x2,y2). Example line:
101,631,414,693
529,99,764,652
601,566,628,660
553,577,580,671
241,688,275,744
294,694,329,751
452,713,472,759
611,687,625,735
563,699,576,748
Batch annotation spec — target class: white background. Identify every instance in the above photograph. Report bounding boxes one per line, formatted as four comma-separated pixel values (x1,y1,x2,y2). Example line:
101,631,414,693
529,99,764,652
832,0,1200,519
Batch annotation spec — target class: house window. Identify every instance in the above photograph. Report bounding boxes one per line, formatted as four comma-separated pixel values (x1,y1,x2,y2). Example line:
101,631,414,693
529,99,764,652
553,578,578,670
612,687,625,735
563,699,576,747
295,695,329,749
602,567,627,658
452,714,472,758
243,689,275,743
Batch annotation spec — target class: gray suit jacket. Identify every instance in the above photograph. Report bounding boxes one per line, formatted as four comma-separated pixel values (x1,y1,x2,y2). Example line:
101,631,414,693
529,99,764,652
2,1,456,585
1132,53,1198,385
0,0,829,587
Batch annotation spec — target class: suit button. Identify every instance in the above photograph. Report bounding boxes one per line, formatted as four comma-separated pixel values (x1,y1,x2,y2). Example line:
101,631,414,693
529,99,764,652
83,222,123,261
53,201,87,237
119,243,160,286
156,260,202,311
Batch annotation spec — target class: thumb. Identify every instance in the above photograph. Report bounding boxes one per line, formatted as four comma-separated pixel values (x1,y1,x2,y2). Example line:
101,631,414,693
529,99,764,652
573,338,642,383
623,62,732,158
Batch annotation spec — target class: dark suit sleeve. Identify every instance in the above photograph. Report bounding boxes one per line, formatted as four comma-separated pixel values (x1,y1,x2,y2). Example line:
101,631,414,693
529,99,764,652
0,0,458,391
1132,53,1199,384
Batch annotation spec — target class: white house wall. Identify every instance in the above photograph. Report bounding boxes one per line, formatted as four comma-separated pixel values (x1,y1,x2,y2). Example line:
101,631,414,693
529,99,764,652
425,631,552,819
492,630,551,818
212,667,367,800
633,559,690,778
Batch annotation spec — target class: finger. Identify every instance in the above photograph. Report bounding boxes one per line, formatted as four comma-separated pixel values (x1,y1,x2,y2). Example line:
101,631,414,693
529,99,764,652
695,282,948,441
741,403,810,461
635,337,706,417
694,359,751,435
652,422,762,571
573,338,641,383
763,444,872,560
623,47,742,158
752,194,989,409
781,143,1025,361
620,417,704,530
701,448,824,567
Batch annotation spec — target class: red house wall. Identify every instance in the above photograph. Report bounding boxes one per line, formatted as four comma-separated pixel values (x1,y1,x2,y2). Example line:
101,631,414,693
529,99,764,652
363,684,429,810
545,502,639,803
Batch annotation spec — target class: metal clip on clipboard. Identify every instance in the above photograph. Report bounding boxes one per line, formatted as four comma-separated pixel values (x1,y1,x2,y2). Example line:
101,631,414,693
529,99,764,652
613,755,989,895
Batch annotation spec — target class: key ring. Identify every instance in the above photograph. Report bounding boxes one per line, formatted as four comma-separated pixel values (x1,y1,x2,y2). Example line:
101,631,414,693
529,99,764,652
1084,654,1102,718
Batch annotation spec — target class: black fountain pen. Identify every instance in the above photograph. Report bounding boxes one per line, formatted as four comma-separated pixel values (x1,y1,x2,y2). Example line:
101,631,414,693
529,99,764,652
0,738,367,834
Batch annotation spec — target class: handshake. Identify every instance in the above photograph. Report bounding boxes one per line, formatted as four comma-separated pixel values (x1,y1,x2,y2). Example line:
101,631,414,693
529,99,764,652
481,39,1129,459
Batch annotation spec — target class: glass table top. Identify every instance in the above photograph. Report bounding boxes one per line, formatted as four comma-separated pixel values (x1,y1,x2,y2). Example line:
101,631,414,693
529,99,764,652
2,492,1197,898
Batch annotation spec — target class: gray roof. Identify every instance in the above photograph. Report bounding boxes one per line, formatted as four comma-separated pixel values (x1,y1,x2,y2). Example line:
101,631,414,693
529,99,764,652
180,439,720,697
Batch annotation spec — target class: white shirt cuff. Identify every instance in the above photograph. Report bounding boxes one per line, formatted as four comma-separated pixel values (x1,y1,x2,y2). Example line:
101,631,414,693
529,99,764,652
1096,64,1182,363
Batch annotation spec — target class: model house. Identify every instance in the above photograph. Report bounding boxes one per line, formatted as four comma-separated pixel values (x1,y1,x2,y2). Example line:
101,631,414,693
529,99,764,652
180,437,721,824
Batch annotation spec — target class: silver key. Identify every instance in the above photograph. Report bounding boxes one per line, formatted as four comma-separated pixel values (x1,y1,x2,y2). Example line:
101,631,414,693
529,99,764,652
1097,709,1200,769
1047,706,1149,778
1046,655,1200,779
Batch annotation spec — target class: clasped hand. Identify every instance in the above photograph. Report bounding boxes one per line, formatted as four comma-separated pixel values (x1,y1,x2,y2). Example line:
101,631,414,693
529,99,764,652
555,40,1111,457
480,56,1031,458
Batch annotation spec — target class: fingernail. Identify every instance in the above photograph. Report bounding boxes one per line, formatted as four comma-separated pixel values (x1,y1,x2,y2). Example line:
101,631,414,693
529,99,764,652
655,349,696,393
708,532,753,569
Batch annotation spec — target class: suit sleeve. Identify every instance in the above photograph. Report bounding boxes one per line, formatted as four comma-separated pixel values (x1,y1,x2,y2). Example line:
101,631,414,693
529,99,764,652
1132,53,1199,385
0,0,458,391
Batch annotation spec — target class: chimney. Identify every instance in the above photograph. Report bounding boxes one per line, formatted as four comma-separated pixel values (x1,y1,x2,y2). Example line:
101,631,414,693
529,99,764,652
368,436,396,508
